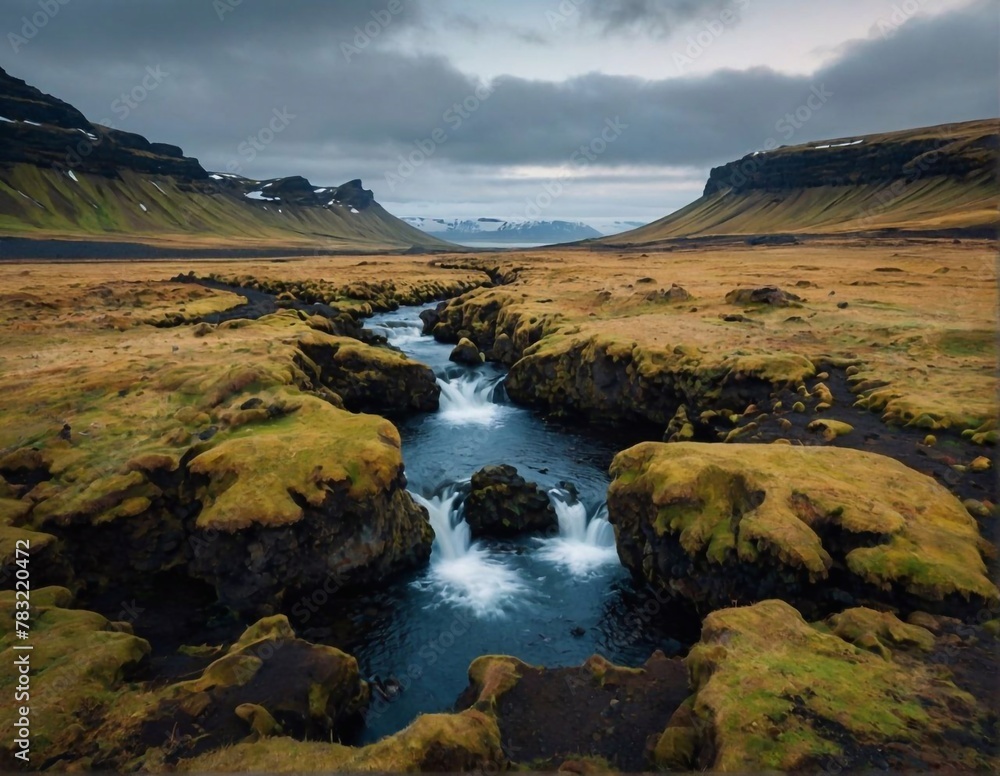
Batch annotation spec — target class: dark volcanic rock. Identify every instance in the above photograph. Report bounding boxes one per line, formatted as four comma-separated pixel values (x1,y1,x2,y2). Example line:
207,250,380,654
489,333,516,366
704,126,998,196
644,284,693,304
464,465,557,538
726,286,803,307
746,234,800,246
450,337,483,366
0,65,207,179
91,616,369,769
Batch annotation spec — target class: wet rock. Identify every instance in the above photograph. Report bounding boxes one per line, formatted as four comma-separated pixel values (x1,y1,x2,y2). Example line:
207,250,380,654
464,465,557,538
298,335,440,413
608,442,999,616
450,337,484,366
487,334,515,368
726,286,803,307
419,305,442,333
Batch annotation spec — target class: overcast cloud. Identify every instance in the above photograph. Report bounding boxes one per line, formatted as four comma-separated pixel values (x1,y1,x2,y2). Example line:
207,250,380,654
1,0,995,223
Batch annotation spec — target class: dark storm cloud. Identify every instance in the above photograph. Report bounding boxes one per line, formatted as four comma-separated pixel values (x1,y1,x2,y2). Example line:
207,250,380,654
581,0,742,38
3,0,426,60
0,0,995,191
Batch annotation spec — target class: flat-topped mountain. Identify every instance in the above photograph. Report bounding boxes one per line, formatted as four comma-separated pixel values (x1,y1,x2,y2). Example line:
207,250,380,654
0,67,452,254
599,119,999,245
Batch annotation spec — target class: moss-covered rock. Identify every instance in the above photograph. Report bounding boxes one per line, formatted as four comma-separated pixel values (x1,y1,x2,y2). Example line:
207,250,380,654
89,615,369,770
297,331,440,413
673,600,992,772
0,588,150,769
464,465,557,538
726,286,803,307
806,418,854,441
450,337,484,366
179,709,503,772
2,309,435,612
505,335,813,427
608,442,998,615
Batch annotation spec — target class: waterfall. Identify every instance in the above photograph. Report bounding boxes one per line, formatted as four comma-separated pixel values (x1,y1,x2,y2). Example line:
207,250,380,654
411,485,530,616
410,487,470,561
371,320,424,347
437,373,508,426
537,489,619,575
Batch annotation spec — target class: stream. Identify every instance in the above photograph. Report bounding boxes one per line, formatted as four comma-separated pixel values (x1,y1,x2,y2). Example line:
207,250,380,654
330,306,696,744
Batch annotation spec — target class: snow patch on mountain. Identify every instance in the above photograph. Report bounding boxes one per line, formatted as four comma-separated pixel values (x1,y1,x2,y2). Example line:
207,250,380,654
403,217,647,242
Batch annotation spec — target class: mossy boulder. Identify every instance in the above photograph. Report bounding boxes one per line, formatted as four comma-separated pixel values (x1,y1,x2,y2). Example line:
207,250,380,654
179,709,503,772
0,588,150,769
450,337,484,366
91,615,369,769
297,332,440,413
726,286,803,307
0,503,73,589
464,465,557,538
185,397,433,610
807,418,854,441
10,310,435,613
608,442,998,615
668,600,992,772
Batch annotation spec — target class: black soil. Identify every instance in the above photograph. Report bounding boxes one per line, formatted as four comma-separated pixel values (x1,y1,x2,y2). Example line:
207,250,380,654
457,652,689,771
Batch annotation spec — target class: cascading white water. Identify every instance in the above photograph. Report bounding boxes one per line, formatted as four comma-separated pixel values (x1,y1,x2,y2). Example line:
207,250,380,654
437,373,509,426
537,489,619,575
411,486,530,616
411,488,470,561
372,321,424,347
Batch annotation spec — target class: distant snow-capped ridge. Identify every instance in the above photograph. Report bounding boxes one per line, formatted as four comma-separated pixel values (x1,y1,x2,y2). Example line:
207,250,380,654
402,217,647,243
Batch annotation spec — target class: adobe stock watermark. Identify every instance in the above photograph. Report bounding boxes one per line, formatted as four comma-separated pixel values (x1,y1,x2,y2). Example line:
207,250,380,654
521,116,628,219
341,0,407,62
673,0,751,73
213,0,242,22
383,82,495,192
7,0,72,53
721,84,833,190
547,0,588,32
58,65,170,170
223,107,296,176
876,0,924,39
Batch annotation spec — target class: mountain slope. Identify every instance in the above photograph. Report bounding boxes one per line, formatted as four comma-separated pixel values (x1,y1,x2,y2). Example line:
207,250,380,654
0,66,453,253
599,119,999,245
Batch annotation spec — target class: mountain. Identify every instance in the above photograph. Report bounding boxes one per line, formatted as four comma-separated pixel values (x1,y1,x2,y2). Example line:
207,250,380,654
403,217,604,244
598,119,999,246
0,66,453,254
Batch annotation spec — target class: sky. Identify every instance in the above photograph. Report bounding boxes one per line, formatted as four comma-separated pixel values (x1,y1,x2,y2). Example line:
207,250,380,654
1,0,997,226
